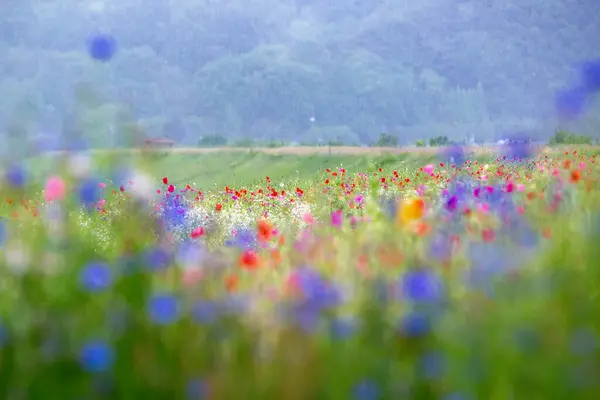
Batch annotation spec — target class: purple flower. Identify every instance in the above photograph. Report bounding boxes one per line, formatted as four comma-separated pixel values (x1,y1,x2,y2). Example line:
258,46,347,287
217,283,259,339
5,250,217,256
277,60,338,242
398,269,443,304
295,266,341,310
144,247,172,270
329,317,356,340
555,87,588,119
79,178,101,206
87,33,118,61
353,379,381,400
418,351,445,380
399,311,431,337
79,262,113,292
445,196,458,212
331,210,343,227
441,145,466,166
5,164,27,187
580,59,600,93
191,301,220,325
186,378,208,399
569,328,598,356
79,340,114,372
148,293,180,325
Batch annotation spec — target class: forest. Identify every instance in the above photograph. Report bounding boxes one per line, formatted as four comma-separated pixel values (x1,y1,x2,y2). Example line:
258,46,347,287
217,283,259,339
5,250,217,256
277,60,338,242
1,0,600,152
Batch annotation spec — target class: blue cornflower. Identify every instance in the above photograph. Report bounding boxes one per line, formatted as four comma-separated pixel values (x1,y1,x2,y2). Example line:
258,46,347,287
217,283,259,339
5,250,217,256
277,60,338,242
418,351,445,380
399,311,431,338
191,301,220,325
225,227,257,250
569,328,598,357
500,134,535,160
5,164,27,187
87,33,118,61
429,235,453,262
555,87,588,119
291,304,321,332
295,266,341,309
329,317,356,340
79,179,101,206
221,294,250,316
399,269,443,304
148,293,180,325
581,59,600,93
441,145,466,166
159,195,187,231
465,243,515,296
144,247,172,271
186,378,208,399
353,379,381,400
176,241,206,268
79,340,114,372
79,262,113,292
503,219,539,248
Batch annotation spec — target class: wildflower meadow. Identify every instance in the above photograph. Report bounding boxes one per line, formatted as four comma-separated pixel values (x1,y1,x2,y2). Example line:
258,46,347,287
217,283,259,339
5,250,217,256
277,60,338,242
1,145,600,399
1,30,600,400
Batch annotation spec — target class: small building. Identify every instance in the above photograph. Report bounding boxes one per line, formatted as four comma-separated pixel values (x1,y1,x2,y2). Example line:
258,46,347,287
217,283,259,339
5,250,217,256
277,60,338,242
144,138,175,149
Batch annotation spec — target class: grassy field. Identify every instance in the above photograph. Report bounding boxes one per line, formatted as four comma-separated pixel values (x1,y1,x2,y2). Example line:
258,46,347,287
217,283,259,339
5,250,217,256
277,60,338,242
1,145,600,398
22,144,574,188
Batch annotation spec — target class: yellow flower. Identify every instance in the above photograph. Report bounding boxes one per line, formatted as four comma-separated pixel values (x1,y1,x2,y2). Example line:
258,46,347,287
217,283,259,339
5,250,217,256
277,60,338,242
396,198,425,226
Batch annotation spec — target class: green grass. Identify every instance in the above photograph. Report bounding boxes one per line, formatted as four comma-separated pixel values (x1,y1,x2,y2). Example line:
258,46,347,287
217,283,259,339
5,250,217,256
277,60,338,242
22,150,445,188
2,147,600,398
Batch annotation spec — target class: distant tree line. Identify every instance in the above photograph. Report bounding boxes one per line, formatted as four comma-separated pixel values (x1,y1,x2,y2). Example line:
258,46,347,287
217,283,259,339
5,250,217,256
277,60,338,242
1,0,600,154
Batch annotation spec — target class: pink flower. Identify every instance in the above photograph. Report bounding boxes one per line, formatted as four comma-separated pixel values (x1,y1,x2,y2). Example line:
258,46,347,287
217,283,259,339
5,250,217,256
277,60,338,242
44,176,66,202
330,210,343,227
99,182,106,189
477,203,490,214
182,268,203,287
302,213,314,225
423,164,435,175
517,184,525,192
96,199,105,208
190,226,204,239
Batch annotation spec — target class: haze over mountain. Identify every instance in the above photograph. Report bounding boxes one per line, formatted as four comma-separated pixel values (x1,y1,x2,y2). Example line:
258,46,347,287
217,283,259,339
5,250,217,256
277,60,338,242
1,0,599,152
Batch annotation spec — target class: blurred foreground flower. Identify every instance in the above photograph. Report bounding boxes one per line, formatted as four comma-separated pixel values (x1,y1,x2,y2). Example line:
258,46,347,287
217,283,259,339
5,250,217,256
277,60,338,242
79,341,114,373
148,293,180,325
44,176,67,202
87,33,118,61
397,198,424,225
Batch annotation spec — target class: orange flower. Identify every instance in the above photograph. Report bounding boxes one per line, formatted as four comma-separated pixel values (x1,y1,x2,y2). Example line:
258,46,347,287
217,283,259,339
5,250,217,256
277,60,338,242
570,169,581,183
257,219,273,242
225,273,239,292
397,198,424,225
270,249,282,266
239,249,261,270
413,221,431,237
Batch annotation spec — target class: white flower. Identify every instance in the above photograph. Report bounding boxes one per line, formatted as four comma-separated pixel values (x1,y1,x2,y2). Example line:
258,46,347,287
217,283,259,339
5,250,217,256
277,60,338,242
68,153,92,178
128,170,155,201
4,242,30,275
